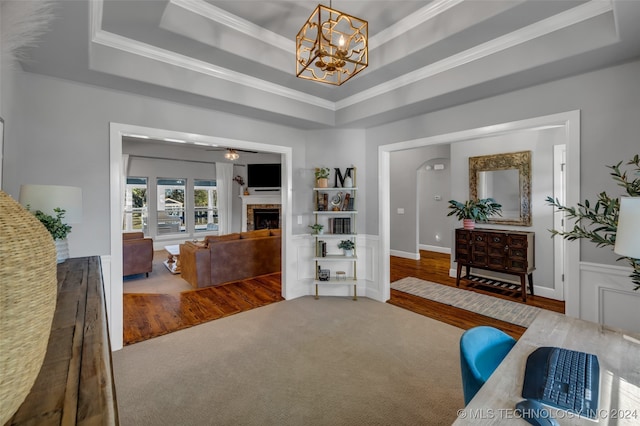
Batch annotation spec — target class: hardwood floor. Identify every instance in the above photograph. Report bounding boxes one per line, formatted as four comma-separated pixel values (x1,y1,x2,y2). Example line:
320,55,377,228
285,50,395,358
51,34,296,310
123,273,283,345
123,250,564,345
388,250,565,339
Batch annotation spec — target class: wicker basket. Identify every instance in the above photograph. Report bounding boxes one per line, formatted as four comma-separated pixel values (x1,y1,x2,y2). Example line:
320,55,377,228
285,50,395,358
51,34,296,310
0,190,57,424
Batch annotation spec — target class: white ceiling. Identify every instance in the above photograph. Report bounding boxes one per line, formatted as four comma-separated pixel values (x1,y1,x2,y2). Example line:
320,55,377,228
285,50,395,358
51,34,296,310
21,0,640,129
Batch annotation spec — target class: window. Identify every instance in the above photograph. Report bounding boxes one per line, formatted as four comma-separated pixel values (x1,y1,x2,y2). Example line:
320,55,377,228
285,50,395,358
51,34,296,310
157,178,185,234
194,179,218,233
123,177,148,232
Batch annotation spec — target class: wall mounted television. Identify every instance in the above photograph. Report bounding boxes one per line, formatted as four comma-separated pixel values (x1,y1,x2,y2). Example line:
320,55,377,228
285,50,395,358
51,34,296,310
247,163,281,188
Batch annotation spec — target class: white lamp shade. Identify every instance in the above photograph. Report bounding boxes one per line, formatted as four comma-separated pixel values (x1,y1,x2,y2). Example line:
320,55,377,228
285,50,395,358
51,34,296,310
19,185,83,224
614,197,640,258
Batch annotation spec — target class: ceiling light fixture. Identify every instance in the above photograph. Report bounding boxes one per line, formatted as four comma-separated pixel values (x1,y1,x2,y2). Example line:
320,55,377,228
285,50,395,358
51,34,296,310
224,149,240,161
296,1,368,86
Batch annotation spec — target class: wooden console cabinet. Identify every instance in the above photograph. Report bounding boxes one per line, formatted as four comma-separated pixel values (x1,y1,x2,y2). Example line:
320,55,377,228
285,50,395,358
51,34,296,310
455,228,535,301
8,257,118,425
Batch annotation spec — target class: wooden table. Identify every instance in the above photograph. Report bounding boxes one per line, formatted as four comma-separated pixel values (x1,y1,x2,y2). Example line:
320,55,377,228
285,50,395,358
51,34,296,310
163,244,181,274
8,257,118,425
454,310,640,425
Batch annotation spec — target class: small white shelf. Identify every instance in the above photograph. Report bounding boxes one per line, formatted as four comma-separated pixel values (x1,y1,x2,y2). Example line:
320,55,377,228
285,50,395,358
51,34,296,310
314,278,357,284
313,255,358,261
313,210,358,215
311,233,357,238
313,187,358,191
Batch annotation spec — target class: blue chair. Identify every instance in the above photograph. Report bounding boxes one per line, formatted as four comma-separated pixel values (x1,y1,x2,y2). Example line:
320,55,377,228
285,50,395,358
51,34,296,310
460,326,517,405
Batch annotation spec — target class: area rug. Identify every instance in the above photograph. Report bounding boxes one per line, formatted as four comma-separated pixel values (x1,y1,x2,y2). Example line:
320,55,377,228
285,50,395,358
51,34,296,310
392,277,541,327
113,296,465,426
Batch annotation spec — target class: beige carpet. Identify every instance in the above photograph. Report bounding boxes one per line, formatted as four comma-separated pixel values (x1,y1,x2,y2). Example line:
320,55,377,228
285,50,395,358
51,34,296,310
392,277,541,327
123,250,192,294
113,296,465,426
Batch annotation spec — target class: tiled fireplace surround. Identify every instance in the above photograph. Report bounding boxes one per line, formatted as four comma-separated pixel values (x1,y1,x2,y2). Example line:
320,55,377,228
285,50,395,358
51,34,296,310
241,194,281,231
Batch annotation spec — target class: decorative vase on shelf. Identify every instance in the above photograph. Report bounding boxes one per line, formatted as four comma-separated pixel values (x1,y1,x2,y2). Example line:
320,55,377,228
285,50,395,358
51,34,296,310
344,249,354,257
244,188,250,196
54,238,69,263
463,219,476,230
317,178,328,188
343,176,353,188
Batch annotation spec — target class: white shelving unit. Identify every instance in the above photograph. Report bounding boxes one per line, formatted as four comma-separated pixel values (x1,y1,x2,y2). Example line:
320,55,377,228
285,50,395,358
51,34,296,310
311,168,358,300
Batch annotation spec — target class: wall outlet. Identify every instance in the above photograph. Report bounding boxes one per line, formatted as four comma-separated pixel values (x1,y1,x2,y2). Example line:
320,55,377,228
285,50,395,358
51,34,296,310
397,208,405,214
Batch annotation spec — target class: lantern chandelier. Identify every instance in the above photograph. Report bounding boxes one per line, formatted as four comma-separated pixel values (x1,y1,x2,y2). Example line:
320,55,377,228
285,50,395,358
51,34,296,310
296,2,368,86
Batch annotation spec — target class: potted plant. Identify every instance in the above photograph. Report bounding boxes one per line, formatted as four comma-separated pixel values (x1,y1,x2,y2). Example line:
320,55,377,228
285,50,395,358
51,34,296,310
29,207,73,263
315,167,331,188
447,198,502,229
338,239,355,256
309,223,324,235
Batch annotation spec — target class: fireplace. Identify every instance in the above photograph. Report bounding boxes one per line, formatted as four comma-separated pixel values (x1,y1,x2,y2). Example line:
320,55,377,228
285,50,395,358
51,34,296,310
253,209,280,230
245,203,281,231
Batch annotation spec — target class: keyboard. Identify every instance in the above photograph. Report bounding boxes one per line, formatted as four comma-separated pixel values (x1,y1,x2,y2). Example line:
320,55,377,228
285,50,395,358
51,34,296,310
522,346,600,419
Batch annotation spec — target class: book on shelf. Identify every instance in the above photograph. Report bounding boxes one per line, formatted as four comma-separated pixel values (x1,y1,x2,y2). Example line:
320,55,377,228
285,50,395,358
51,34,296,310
327,217,351,234
342,193,350,211
316,240,327,257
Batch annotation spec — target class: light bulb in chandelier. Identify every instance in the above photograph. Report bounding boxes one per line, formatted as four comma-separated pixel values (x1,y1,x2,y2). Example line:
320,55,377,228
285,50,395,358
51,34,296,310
224,149,240,161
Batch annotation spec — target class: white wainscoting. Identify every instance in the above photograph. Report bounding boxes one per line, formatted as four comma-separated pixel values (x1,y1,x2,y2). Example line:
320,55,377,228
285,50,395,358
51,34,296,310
577,262,640,334
291,234,378,300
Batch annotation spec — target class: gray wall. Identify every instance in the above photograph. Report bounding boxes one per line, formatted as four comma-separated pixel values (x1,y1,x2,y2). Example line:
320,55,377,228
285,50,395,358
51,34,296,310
366,58,640,267
390,144,450,254
418,156,451,250
4,57,640,269
1,71,307,257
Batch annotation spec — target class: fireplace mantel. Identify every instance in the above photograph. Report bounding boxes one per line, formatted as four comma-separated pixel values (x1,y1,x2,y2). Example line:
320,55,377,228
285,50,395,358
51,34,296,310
241,193,282,232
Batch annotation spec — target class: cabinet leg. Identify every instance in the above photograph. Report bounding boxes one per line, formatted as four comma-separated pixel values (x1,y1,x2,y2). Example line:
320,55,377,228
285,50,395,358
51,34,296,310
520,274,527,302
528,273,534,296
456,263,463,287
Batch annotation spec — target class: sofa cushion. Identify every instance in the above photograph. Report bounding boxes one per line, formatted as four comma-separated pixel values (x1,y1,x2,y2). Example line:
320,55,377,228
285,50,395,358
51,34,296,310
240,229,271,239
205,233,240,244
122,232,144,240
269,228,281,237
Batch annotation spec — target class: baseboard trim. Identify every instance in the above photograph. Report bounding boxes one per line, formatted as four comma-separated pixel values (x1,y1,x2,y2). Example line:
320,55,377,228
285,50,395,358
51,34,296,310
419,244,451,254
390,250,420,260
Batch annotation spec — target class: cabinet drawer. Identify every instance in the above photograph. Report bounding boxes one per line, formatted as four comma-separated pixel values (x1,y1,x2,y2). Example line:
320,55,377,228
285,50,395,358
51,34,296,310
488,256,506,269
487,233,506,246
508,235,528,248
507,259,528,272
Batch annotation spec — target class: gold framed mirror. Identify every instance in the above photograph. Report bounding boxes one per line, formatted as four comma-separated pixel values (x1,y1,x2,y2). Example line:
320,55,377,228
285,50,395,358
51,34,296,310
469,150,531,226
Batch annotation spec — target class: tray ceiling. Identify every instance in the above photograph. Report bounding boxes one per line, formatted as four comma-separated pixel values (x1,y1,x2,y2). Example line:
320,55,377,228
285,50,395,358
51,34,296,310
19,0,640,129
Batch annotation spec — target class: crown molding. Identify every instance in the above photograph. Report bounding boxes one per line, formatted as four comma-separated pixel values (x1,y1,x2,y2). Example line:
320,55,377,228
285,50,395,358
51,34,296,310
91,28,335,111
89,0,615,121
368,0,464,50
336,0,615,110
168,0,294,53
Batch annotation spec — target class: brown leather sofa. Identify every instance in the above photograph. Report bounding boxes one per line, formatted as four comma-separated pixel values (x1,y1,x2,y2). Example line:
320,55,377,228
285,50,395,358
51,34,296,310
180,229,281,288
122,232,154,277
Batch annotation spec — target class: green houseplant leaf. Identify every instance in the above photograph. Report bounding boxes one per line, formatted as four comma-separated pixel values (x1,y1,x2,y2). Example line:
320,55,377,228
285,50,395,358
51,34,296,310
446,198,503,222
30,207,72,240
546,154,640,290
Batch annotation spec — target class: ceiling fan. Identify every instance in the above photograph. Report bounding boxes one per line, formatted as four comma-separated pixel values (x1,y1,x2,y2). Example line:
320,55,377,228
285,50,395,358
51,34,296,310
206,147,258,161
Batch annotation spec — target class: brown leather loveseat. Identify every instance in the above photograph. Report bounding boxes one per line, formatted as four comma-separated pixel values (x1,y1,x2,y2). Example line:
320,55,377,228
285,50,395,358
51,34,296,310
180,229,281,288
122,232,154,277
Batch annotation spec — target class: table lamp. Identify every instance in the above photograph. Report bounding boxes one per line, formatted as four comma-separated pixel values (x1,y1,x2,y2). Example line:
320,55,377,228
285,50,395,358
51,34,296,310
614,197,640,258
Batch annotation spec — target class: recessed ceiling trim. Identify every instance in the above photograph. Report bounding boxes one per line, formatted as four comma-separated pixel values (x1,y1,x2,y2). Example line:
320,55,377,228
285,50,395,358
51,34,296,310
336,0,615,110
90,30,335,111
368,0,465,50
90,0,615,124
169,0,294,53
